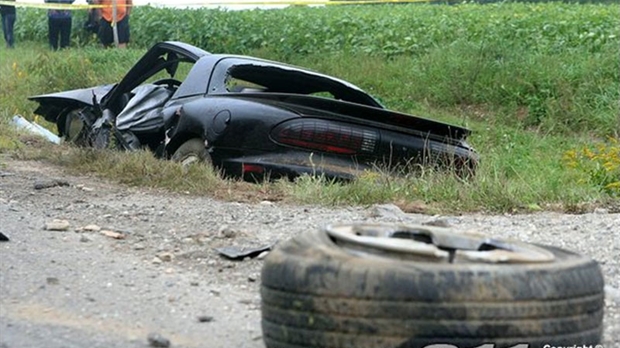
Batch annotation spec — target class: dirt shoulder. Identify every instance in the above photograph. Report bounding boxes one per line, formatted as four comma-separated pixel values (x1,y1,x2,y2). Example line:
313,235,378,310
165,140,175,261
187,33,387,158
0,158,618,348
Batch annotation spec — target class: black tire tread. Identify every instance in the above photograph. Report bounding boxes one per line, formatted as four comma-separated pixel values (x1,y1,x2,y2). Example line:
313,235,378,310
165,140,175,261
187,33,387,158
262,305,603,337
260,227,605,347
263,321,603,348
262,286,603,320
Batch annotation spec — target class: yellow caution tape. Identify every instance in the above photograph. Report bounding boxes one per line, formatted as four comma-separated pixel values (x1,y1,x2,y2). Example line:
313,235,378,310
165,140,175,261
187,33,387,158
0,1,106,10
0,0,438,9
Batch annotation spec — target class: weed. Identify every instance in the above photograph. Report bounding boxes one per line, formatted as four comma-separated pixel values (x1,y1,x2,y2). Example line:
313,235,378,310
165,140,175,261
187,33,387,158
564,138,620,196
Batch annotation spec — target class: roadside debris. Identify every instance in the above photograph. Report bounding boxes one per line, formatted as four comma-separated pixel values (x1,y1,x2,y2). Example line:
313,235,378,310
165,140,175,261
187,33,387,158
217,225,243,239
152,257,163,265
133,243,146,250
368,203,406,220
146,332,170,348
256,251,270,260
99,230,126,240
0,232,10,242
156,252,174,262
216,243,274,260
0,171,14,177
11,115,61,144
197,315,214,323
45,219,70,231
75,184,94,192
77,224,102,232
422,217,452,227
34,179,70,190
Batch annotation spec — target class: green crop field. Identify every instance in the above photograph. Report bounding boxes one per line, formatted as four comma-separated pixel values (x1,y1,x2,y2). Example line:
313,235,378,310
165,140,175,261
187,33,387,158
1,2,619,212
13,3,620,56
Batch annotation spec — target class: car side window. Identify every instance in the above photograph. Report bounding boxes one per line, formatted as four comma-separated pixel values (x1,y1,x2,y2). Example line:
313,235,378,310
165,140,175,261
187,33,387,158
144,60,193,85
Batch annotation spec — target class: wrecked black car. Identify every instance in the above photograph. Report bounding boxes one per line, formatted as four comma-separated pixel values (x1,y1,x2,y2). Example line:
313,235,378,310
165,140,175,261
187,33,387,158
30,41,478,180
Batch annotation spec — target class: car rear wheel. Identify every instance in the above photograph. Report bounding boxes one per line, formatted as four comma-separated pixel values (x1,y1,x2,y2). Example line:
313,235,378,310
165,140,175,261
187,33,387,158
171,138,212,168
260,223,604,348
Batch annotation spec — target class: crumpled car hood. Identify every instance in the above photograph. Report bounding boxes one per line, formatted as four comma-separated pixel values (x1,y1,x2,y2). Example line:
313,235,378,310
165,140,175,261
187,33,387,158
28,84,115,123
29,84,115,107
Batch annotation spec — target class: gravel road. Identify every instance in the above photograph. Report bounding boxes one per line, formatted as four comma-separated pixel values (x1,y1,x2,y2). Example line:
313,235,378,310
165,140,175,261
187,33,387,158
1,158,618,348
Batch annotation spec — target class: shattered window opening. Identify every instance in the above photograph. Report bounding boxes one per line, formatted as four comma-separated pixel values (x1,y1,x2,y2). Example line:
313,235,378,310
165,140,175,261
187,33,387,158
224,63,375,106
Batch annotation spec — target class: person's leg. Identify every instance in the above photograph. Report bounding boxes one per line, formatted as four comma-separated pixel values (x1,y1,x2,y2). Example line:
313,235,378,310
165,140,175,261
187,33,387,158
117,16,130,49
5,13,15,48
49,18,59,50
1,15,7,46
97,18,113,48
59,17,72,49
2,14,15,48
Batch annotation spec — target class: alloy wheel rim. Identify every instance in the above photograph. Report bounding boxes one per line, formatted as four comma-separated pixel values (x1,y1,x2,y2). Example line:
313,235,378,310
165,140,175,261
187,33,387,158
325,223,555,264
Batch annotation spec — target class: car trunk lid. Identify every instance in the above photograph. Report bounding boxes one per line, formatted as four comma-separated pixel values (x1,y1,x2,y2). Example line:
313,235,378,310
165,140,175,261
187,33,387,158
231,93,470,142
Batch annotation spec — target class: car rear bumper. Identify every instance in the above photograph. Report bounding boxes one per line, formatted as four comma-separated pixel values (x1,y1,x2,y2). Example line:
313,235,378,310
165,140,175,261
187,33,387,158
219,152,370,181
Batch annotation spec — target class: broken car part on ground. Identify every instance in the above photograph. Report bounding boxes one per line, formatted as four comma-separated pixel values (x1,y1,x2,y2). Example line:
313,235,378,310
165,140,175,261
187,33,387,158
260,223,605,347
29,41,478,181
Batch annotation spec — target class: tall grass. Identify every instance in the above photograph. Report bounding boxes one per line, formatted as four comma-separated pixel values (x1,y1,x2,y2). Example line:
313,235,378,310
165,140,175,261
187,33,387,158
279,126,602,212
291,43,619,136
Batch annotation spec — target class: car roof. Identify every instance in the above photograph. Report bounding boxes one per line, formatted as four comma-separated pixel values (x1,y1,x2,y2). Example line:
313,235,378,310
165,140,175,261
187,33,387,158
176,54,383,108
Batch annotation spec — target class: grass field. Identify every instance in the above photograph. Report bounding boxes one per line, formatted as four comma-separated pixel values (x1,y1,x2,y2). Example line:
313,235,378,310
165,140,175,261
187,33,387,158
1,2,618,213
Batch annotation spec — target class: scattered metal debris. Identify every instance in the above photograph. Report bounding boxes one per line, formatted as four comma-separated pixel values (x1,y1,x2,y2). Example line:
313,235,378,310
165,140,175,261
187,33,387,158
197,315,214,323
147,332,171,348
34,179,70,190
215,243,274,260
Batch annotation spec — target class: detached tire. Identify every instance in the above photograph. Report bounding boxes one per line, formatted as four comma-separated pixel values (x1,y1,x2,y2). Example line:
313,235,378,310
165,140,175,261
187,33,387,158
171,138,212,168
260,223,604,348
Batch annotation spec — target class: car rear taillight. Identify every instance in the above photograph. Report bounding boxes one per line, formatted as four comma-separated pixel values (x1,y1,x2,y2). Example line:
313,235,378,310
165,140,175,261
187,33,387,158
242,163,265,174
271,119,377,155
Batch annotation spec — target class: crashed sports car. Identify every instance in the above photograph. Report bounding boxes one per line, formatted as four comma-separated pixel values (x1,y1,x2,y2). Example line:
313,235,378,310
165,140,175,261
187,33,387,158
30,41,478,180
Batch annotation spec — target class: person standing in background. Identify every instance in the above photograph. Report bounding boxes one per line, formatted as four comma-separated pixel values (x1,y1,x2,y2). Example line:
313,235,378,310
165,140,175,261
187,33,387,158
0,0,16,48
93,0,132,48
84,0,99,35
45,0,75,50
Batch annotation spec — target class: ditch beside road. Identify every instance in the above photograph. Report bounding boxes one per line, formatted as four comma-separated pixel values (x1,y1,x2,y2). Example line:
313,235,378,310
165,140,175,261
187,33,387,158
0,158,618,348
